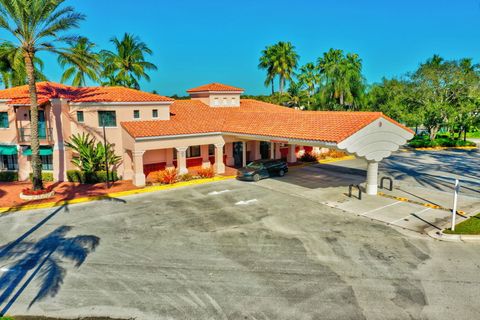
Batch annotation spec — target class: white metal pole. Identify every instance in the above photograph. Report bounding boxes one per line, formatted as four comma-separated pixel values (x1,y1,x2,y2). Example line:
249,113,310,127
451,179,459,231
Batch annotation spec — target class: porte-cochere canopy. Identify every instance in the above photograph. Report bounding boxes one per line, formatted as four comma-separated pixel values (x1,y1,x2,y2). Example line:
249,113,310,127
122,99,414,163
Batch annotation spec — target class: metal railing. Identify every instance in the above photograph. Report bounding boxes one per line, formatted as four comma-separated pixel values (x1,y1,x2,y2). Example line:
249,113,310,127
379,177,393,191
348,184,362,200
18,127,53,143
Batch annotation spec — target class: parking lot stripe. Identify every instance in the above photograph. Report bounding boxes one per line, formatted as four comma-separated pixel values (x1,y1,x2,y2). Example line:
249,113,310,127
360,201,402,216
390,208,431,225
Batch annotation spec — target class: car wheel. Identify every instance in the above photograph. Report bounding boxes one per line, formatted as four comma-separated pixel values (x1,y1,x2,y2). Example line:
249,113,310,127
278,169,285,177
253,174,260,182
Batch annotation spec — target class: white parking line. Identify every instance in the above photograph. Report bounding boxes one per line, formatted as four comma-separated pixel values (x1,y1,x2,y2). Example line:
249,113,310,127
235,199,258,205
360,201,402,216
208,190,231,196
390,208,431,225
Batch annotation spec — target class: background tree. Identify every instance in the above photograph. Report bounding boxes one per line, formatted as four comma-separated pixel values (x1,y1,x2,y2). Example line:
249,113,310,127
297,62,319,108
0,0,85,190
258,41,299,94
100,33,157,89
258,45,277,94
58,37,100,87
317,48,364,110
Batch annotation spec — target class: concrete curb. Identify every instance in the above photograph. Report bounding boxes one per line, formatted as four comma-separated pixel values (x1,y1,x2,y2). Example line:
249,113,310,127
0,175,236,214
427,228,480,243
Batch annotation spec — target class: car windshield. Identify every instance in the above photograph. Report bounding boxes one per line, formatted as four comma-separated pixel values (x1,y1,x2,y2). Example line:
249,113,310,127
246,162,263,169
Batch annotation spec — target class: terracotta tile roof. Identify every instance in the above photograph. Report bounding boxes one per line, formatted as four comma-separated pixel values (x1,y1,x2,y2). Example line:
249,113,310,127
121,98,411,143
0,81,173,105
187,83,244,93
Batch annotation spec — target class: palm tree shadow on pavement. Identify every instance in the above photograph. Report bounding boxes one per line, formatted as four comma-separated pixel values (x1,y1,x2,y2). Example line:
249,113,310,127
0,224,100,316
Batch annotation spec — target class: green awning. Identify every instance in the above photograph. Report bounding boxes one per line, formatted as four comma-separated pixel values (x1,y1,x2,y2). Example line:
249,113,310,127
23,146,53,156
0,145,18,156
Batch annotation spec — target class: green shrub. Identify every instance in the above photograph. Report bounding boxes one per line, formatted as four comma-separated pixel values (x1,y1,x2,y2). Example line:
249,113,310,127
66,170,118,184
0,171,18,182
93,170,119,183
67,170,85,183
299,152,318,162
29,171,54,182
409,136,476,148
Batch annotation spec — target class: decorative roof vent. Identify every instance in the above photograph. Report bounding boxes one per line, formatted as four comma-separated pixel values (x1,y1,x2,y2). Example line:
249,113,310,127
187,83,244,107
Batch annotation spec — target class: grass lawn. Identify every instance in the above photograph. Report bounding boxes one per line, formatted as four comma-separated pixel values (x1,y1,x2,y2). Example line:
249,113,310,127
444,213,480,235
466,131,480,138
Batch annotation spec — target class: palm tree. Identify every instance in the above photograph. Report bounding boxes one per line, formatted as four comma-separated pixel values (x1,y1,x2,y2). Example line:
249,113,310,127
297,62,319,106
0,0,85,190
259,42,299,94
273,42,299,94
58,37,100,87
258,45,277,94
100,33,157,89
0,43,47,88
317,48,364,108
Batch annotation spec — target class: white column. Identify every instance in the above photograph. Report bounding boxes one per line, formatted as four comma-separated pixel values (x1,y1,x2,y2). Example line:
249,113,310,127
201,145,211,168
132,150,146,187
176,146,188,174
242,141,247,167
287,144,297,163
366,161,379,195
214,143,225,174
270,142,275,159
275,143,281,159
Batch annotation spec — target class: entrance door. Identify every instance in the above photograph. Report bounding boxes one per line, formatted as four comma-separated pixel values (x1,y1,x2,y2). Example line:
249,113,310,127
233,142,243,167
260,141,270,159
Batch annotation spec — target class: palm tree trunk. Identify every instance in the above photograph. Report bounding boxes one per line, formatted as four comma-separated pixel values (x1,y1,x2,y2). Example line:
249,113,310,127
279,76,284,94
271,79,275,95
24,50,43,190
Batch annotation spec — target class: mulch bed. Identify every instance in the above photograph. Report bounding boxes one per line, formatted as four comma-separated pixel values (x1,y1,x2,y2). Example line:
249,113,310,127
0,180,139,208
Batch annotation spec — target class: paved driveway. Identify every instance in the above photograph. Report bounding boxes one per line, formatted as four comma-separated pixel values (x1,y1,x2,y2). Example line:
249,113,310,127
0,179,479,319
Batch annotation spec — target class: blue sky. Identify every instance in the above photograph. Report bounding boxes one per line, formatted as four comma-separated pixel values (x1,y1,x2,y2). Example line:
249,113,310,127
34,0,480,95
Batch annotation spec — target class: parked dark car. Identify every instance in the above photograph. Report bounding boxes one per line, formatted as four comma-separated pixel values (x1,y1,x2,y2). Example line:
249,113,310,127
236,159,288,181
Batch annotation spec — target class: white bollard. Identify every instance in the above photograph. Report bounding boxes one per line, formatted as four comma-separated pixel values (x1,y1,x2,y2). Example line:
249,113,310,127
451,179,459,231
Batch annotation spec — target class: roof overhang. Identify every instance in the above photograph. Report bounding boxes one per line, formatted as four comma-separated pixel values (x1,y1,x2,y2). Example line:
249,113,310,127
69,101,173,107
337,117,414,162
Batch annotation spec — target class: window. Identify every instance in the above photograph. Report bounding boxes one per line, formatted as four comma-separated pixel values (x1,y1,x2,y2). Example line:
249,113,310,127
0,112,8,128
208,144,215,156
98,111,116,127
173,146,201,159
133,110,140,119
187,145,201,158
152,109,158,118
76,111,84,123
0,155,17,170
40,155,53,171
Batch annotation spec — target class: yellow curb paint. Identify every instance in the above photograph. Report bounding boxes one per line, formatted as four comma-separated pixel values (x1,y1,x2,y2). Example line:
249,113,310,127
0,175,237,214
317,155,356,164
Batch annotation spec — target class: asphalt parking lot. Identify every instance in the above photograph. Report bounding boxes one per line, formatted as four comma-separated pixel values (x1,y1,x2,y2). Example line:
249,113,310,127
0,172,479,319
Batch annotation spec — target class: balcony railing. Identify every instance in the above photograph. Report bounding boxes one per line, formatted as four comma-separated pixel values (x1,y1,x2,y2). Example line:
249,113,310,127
18,127,53,144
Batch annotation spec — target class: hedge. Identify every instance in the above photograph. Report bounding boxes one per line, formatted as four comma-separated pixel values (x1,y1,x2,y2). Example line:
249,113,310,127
67,170,119,184
29,172,54,182
409,136,476,148
0,171,18,182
